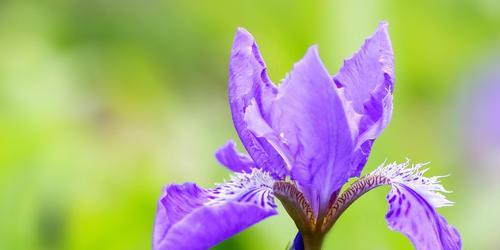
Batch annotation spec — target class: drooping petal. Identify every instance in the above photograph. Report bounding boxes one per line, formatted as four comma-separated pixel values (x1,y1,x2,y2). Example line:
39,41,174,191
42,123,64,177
270,46,353,216
153,169,278,250
373,162,461,248
215,139,254,173
370,161,453,207
333,22,394,179
159,202,275,250
152,183,208,249
386,184,461,250
228,27,289,178
321,161,461,249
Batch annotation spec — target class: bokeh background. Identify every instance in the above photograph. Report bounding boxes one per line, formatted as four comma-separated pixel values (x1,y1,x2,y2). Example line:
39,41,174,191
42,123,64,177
1,0,499,249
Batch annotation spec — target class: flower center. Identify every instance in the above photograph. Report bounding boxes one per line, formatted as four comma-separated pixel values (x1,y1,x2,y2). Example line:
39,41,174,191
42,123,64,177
273,181,330,250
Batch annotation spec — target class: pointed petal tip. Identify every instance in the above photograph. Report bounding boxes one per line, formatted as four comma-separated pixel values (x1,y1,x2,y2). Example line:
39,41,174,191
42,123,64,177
234,27,257,45
235,27,251,37
230,27,268,69
275,42,353,215
307,44,319,52
224,138,237,147
305,44,320,56
374,22,389,37
295,44,328,74
232,27,256,51
378,21,389,29
372,22,393,51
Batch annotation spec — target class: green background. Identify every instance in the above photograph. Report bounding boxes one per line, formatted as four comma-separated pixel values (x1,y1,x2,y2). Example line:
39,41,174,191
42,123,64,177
1,0,499,249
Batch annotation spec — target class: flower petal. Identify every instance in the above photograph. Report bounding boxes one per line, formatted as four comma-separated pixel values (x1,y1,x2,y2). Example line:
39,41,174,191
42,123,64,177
228,27,289,178
386,184,461,250
367,162,461,249
215,139,254,173
159,202,276,250
270,46,353,216
370,161,453,207
321,161,461,248
153,183,208,249
333,22,394,178
290,232,305,250
153,169,277,250
375,162,461,248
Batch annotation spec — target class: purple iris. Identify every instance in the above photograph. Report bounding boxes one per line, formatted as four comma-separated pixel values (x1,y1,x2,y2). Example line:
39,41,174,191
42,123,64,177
152,22,461,250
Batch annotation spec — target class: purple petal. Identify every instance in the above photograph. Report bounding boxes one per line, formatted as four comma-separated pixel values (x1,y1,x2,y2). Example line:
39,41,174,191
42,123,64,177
215,139,254,173
270,46,353,215
385,184,461,250
153,183,208,249
333,22,394,178
228,28,289,178
158,202,275,250
291,232,305,250
153,170,277,250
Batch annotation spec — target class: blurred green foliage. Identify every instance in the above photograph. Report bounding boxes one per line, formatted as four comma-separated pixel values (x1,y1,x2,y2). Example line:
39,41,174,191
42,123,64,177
1,0,499,249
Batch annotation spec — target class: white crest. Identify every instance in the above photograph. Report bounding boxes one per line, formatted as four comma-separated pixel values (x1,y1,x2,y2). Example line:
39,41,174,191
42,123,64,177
369,160,454,208
205,168,277,210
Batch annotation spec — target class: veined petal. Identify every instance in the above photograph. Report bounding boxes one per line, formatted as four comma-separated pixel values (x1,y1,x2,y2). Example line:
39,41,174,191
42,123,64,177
215,139,254,173
153,183,208,249
206,168,278,210
322,161,460,250
228,27,289,178
333,22,394,179
270,46,353,216
386,184,461,250
375,162,461,249
153,169,277,250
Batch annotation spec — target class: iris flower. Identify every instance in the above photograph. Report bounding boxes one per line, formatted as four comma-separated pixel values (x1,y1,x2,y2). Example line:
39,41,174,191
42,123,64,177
152,22,461,250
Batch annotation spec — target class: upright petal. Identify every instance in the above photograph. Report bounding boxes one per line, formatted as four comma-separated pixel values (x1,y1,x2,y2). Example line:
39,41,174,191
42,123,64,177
270,46,353,216
333,22,394,178
386,184,461,250
215,139,254,173
153,169,278,250
228,28,289,178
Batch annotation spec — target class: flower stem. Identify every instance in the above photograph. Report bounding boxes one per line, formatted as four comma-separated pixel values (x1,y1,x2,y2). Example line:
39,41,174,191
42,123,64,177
301,232,324,250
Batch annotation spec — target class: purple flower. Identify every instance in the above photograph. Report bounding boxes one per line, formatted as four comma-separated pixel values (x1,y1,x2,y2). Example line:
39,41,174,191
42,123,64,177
153,22,461,250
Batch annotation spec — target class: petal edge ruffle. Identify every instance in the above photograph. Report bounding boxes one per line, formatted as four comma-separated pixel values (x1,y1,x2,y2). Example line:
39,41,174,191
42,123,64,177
333,22,395,179
228,28,289,178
